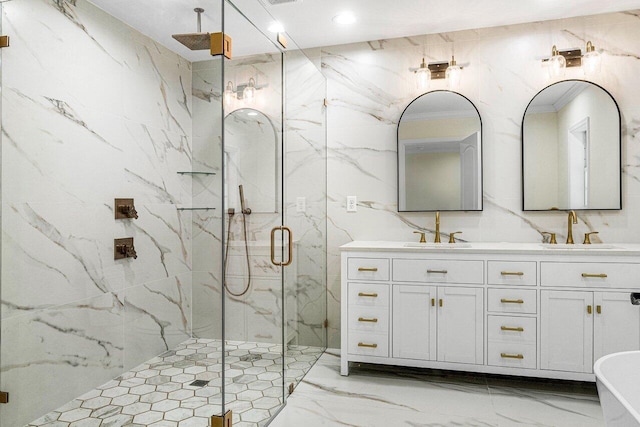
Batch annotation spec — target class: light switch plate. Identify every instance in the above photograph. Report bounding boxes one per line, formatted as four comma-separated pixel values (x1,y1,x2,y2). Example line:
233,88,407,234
296,197,306,213
347,196,357,212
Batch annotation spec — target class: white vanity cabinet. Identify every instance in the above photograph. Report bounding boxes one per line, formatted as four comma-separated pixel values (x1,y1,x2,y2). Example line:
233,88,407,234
341,242,640,381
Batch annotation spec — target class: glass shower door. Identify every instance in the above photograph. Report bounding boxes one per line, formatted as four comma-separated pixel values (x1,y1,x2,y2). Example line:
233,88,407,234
221,1,286,423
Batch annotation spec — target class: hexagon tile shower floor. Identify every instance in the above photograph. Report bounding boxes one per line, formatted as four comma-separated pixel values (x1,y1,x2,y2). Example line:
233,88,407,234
27,339,323,427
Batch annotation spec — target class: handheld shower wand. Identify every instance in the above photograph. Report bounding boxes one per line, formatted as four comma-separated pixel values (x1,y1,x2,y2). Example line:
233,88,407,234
239,184,251,215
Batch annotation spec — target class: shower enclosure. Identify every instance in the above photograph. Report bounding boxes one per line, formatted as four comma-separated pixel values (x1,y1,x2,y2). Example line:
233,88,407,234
0,0,327,425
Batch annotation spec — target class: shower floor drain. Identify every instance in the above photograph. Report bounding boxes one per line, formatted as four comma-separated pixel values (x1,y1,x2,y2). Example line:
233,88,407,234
189,380,210,387
240,354,262,362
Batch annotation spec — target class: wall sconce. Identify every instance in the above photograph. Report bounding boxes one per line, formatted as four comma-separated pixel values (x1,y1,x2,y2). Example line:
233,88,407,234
543,41,601,77
222,78,268,108
410,55,464,91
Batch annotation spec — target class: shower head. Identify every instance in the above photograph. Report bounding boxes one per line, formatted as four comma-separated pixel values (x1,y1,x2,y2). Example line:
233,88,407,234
172,8,211,50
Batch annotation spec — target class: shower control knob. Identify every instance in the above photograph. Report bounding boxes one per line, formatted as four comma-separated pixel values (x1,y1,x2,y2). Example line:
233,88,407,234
115,198,138,219
114,238,137,260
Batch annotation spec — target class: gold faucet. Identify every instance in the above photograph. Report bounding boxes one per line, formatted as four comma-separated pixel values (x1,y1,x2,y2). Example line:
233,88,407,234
566,210,578,244
434,211,441,243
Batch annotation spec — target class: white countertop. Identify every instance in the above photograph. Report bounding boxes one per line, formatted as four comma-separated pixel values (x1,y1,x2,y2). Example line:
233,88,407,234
340,241,640,256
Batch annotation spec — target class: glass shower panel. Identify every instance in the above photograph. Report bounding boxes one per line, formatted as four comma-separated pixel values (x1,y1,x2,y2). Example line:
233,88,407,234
222,0,285,424
283,49,327,393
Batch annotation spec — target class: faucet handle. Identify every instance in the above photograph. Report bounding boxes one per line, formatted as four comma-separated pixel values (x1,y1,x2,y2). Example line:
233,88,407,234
413,231,426,243
541,232,557,244
583,231,599,245
449,231,462,244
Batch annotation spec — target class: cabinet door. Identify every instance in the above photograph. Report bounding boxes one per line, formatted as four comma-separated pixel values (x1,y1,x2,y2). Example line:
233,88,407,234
541,290,593,373
392,285,436,360
436,286,483,364
594,292,640,361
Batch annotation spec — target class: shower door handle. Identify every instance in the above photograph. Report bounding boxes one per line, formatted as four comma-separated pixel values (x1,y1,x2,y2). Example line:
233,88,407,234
270,226,294,267
270,227,283,266
282,226,293,267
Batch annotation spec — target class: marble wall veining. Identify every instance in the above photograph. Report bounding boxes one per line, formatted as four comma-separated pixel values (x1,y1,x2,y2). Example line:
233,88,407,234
1,0,193,424
317,10,640,348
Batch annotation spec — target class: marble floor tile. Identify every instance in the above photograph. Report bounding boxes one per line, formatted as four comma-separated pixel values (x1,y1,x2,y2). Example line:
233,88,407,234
271,350,605,427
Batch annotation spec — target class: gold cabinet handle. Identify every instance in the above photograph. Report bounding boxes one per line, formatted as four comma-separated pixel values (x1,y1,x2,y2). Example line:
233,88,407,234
501,326,524,332
439,299,443,307
427,269,448,274
587,305,593,315
358,317,378,323
431,298,435,307
501,271,524,276
358,267,378,272
500,298,524,304
358,342,378,348
358,292,378,298
582,273,607,278
501,353,524,359
596,305,602,314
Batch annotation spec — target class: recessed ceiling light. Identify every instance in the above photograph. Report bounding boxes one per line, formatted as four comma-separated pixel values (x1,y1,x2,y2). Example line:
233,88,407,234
268,21,285,33
333,11,356,25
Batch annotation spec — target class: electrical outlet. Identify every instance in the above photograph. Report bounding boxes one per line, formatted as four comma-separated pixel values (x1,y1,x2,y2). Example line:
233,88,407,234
296,197,306,213
347,196,357,212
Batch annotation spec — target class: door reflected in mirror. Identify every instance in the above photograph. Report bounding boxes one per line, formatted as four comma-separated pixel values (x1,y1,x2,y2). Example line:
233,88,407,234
225,108,278,213
522,80,621,211
398,91,482,212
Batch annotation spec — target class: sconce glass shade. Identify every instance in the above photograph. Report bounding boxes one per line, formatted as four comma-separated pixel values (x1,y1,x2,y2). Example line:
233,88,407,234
582,41,601,76
548,45,566,78
415,58,430,91
223,81,235,108
446,56,462,90
243,78,256,104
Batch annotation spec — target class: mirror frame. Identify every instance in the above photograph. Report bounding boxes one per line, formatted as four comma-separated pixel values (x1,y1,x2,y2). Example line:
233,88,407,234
397,90,484,212
520,79,622,212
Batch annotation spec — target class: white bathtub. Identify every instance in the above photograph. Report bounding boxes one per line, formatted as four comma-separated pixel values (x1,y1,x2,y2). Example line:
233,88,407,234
595,351,640,427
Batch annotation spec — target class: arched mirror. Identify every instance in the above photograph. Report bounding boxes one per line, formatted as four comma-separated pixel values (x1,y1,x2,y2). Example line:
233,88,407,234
398,90,482,212
522,80,621,211
225,108,278,213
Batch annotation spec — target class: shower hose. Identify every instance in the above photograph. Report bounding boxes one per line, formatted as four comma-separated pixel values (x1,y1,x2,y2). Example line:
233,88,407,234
223,210,252,297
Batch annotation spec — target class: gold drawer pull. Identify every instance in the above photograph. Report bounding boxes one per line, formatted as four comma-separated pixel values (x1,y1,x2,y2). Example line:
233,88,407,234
501,271,524,276
427,269,448,274
358,267,378,272
501,326,524,332
597,305,602,314
582,273,607,278
501,353,524,359
358,292,378,298
587,305,592,315
358,342,378,348
500,298,524,304
431,298,435,307
439,298,443,307
358,317,378,323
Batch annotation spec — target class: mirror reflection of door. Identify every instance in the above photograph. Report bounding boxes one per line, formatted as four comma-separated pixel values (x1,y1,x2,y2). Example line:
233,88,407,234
522,80,620,211
567,118,590,208
397,91,483,212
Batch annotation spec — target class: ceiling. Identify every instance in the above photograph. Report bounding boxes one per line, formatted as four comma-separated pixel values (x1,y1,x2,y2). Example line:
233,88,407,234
89,0,640,61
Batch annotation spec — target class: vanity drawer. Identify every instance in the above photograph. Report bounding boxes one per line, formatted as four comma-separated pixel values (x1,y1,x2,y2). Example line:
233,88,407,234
541,262,640,288
347,306,389,333
392,259,483,284
487,342,537,369
347,331,389,357
347,257,390,281
487,288,537,314
487,315,536,344
488,261,537,286
348,283,390,308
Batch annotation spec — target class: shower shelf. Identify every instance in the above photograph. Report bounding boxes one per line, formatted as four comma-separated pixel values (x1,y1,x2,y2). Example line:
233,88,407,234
176,207,216,211
177,171,216,175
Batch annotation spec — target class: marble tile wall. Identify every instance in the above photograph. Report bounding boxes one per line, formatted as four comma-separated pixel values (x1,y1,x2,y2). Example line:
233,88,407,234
316,10,640,348
1,0,193,424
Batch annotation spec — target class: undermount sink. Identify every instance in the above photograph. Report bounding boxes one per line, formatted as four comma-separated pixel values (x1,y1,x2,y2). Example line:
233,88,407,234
540,243,616,250
405,242,472,249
